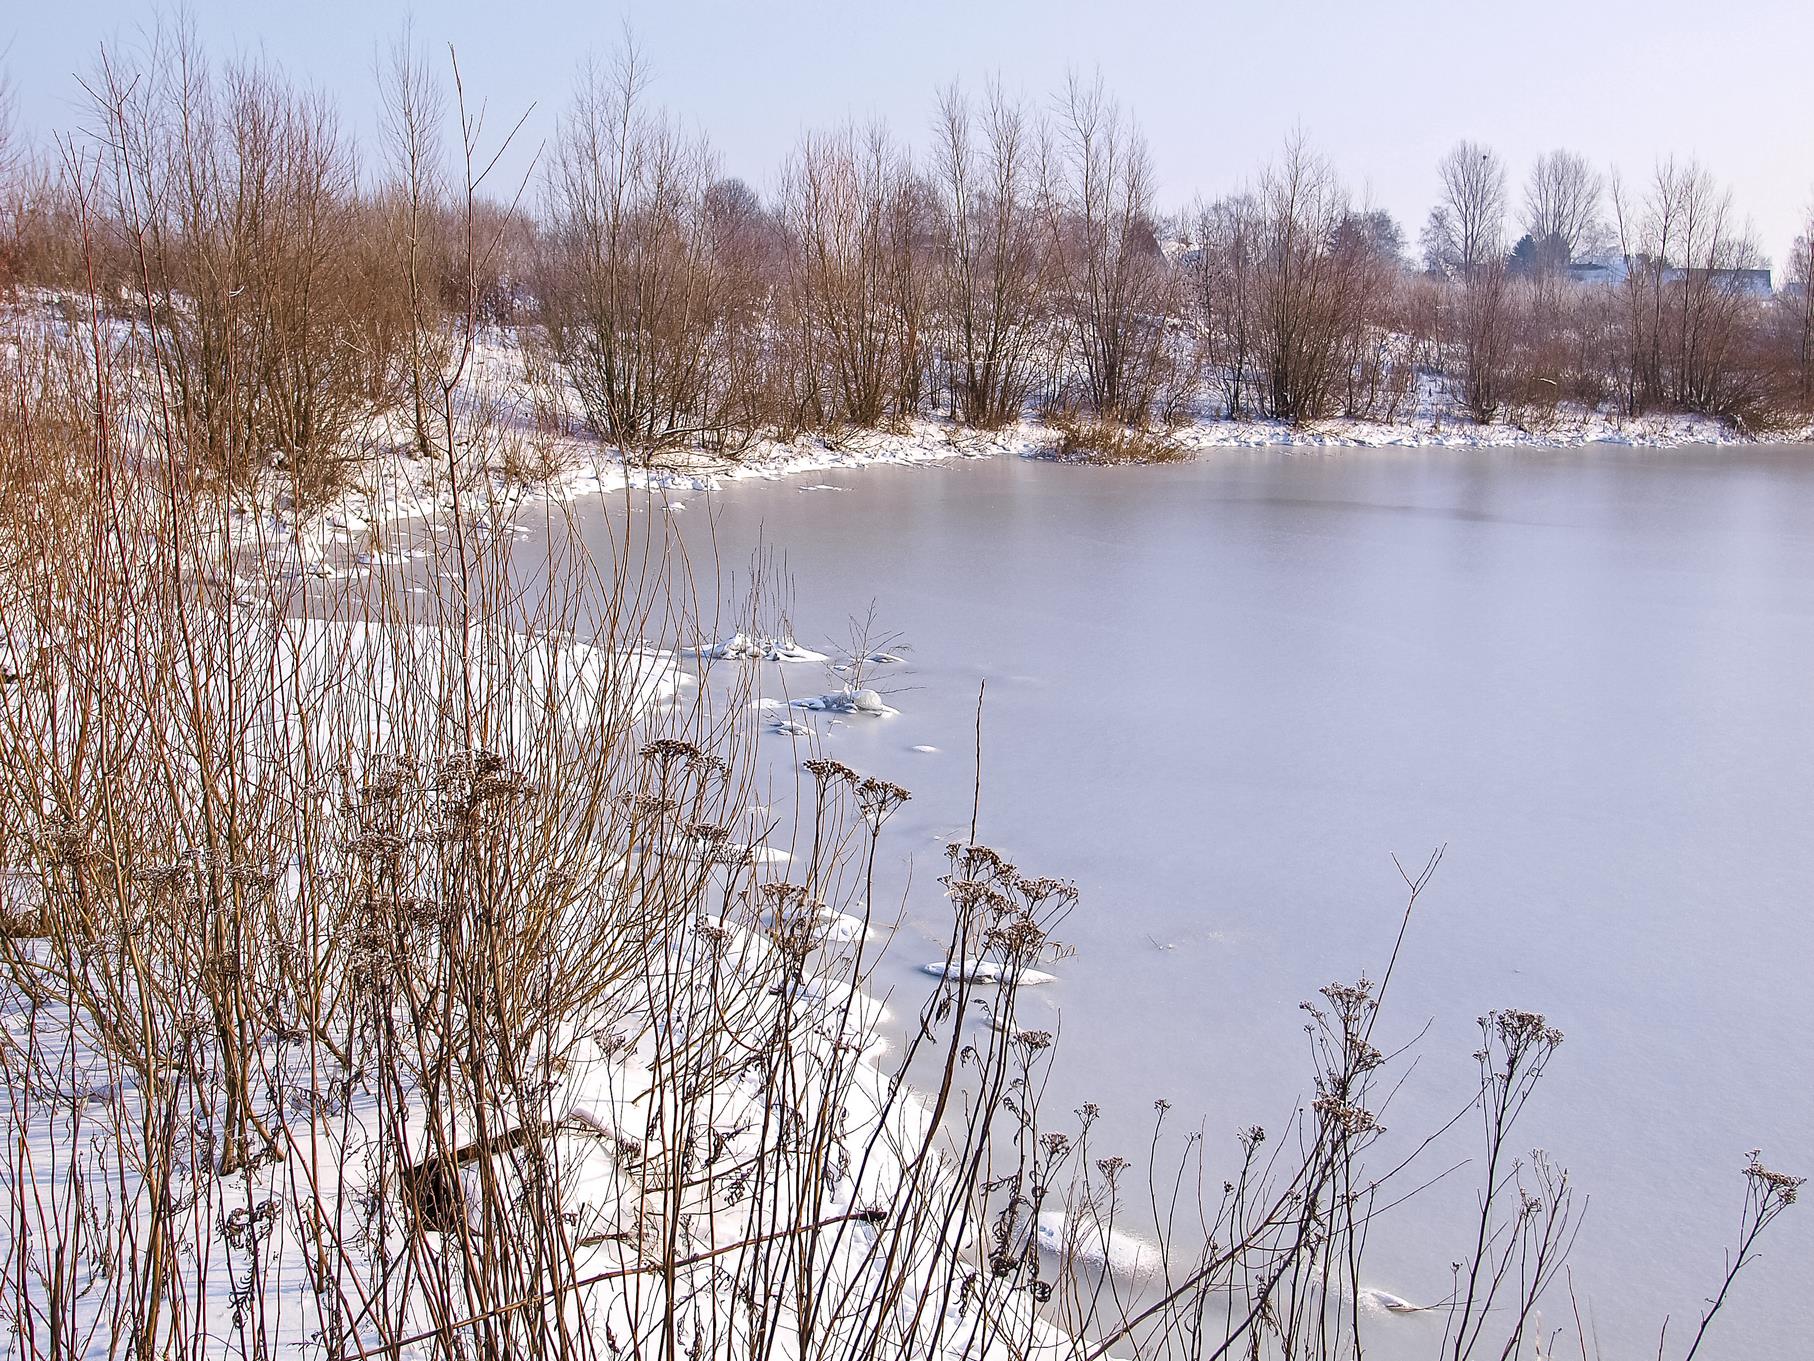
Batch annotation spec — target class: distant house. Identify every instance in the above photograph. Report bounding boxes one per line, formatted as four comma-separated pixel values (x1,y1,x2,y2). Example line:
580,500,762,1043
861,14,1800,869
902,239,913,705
1158,237,1197,266
1564,259,1774,296
1566,259,1626,287
1660,266,1773,297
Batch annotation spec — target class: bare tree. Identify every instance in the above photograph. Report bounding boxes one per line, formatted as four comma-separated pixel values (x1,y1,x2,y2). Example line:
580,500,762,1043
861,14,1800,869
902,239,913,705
92,28,406,505
1332,208,1412,420
540,41,756,458
780,120,931,430
377,29,455,457
1039,75,1176,426
1522,149,1607,272
1776,201,1814,411
0,70,16,287
1612,159,1767,420
1188,193,1261,418
931,81,1050,427
1246,136,1376,424
1434,140,1508,279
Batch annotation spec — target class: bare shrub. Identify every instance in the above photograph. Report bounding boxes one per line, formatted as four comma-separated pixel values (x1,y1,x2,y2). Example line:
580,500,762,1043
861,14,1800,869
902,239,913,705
1,162,94,295
1043,410,1188,464
0,74,21,290
90,33,407,507
0,319,101,566
1454,260,1513,423
1186,193,1262,419
1769,204,1814,414
1333,210,1415,421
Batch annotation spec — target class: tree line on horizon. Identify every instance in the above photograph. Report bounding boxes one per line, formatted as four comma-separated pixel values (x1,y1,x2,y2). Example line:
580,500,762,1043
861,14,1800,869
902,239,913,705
1,29,1812,503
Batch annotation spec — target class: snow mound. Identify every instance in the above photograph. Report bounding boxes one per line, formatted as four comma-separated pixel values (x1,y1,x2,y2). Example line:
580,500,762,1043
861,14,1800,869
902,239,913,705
688,632,828,663
687,839,792,867
1036,1209,1162,1279
792,687,896,716
921,959,1056,987
1359,1287,1428,1316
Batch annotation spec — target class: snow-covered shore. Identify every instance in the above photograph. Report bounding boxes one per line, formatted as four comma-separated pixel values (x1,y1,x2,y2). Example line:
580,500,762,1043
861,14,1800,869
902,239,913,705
211,334,1811,580
0,609,1087,1359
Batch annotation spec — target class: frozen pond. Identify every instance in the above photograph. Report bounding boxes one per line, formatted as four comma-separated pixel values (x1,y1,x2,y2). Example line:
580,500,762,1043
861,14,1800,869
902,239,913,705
553,446,1814,1358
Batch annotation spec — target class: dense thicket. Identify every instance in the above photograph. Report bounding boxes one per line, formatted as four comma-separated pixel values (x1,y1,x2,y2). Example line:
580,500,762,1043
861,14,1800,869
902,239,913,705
2,38,1811,490
87,44,416,503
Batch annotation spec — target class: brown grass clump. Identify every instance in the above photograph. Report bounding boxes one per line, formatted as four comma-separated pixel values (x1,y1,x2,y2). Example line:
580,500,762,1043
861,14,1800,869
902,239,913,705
1044,411,1190,465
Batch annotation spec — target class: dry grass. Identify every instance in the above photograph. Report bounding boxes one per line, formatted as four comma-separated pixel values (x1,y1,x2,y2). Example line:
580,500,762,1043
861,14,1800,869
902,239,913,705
1043,412,1191,465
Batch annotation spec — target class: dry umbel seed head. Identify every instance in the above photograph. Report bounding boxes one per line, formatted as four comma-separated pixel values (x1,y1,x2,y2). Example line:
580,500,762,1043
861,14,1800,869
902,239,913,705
1744,1154,1803,1205
803,757,859,789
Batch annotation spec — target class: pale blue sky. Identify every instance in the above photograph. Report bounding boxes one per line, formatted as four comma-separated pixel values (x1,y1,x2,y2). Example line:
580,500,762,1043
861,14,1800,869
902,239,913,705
7,0,1813,266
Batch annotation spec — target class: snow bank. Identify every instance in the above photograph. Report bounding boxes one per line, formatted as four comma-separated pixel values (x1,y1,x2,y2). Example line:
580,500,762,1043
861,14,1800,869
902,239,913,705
274,617,684,739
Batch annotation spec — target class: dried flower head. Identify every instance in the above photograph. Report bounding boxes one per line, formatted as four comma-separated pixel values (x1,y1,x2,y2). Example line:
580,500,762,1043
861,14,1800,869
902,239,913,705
855,776,911,822
1486,1009,1565,1053
1313,1095,1383,1137
1745,1154,1803,1206
641,738,702,769
619,792,678,820
803,757,858,788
